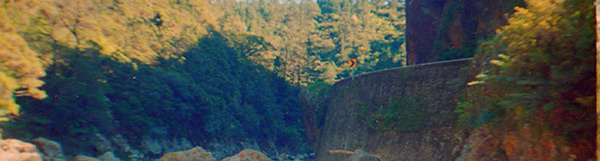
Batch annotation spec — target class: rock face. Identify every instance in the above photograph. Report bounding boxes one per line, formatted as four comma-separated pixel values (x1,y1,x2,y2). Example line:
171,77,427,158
405,0,524,64
314,59,471,160
159,147,216,161
0,139,42,161
31,137,65,161
221,149,270,161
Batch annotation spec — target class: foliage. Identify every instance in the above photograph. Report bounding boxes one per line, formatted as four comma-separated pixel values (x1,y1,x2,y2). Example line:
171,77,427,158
304,81,332,124
1,0,408,120
0,0,224,121
1,0,409,157
218,0,407,85
369,96,425,132
34,0,219,64
305,81,332,102
299,81,331,148
0,1,48,120
5,31,308,154
457,0,595,159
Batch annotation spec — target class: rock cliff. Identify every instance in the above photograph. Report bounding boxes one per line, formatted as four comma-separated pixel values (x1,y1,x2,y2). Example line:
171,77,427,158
405,0,524,64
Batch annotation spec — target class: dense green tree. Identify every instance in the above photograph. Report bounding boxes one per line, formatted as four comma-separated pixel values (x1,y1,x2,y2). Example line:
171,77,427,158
371,0,407,68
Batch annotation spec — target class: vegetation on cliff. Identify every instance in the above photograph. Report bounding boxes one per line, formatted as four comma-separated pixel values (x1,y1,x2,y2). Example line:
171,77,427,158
368,95,426,132
458,0,596,159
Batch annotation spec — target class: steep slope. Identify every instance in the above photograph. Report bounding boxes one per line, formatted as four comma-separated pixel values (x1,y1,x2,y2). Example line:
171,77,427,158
6,31,308,158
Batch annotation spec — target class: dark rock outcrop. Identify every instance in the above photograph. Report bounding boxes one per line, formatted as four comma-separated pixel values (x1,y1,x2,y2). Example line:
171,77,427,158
405,0,524,64
31,137,65,161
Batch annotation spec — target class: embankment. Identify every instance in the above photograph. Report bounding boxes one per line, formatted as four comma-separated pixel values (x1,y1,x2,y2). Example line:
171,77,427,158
315,58,472,161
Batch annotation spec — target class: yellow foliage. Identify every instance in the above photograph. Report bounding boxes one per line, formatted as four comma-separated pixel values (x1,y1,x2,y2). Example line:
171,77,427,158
0,0,225,120
0,72,19,101
489,59,505,66
465,0,595,158
24,0,221,64
0,1,49,120
466,81,484,86
500,0,564,53
316,61,342,85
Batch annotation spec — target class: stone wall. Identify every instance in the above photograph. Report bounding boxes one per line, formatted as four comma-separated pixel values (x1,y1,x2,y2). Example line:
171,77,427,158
314,58,472,161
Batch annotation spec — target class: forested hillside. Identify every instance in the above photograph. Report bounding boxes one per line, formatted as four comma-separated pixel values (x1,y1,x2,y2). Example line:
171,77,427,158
0,0,407,159
219,0,407,85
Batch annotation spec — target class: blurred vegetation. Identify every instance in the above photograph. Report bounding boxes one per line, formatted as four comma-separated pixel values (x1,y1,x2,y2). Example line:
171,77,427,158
456,0,595,159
